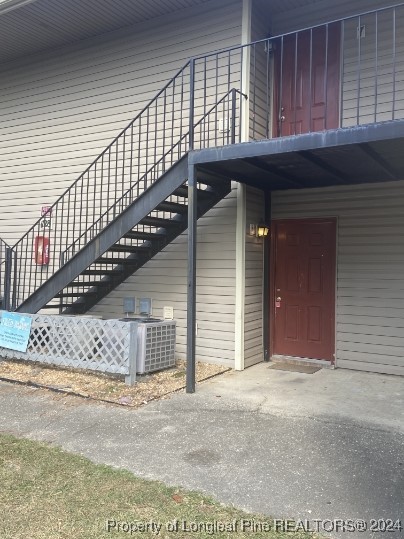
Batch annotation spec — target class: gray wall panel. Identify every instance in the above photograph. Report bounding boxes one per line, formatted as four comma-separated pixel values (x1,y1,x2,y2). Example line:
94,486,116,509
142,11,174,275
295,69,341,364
244,185,265,368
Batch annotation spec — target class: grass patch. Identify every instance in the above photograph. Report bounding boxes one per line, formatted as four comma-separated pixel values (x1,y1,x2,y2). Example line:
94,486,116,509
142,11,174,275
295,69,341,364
0,434,318,539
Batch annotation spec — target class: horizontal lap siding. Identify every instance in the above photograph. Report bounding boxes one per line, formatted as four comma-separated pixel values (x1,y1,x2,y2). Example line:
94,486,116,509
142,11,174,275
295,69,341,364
341,6,404,127
90,187,238,366
244,186,265,367
0,0,242,244
271,180,404,376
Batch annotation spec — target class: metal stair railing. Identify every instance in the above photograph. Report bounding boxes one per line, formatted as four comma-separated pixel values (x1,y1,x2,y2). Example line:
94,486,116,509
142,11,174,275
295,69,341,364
58,88,244,313
10,61,192,310
9,55,243,311
63,88,243,260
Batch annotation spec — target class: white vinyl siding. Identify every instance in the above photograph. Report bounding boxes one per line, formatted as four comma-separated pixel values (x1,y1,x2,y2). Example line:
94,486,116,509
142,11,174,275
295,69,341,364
90,188,238,366
271,180,404,376
0,0,243,244
244,186,265,367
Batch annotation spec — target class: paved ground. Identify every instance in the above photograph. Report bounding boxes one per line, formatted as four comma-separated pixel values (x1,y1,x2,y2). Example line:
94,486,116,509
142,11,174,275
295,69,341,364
0,363,403,538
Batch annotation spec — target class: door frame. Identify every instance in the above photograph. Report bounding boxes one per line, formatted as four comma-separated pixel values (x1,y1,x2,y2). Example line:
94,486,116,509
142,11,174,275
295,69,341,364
269,217,338,364
271,23,342,138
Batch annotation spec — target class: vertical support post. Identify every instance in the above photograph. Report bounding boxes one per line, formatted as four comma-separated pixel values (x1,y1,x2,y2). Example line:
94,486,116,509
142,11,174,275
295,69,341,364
11,249,17,311
186,162,197,393
189,58,195,151
324,24,329,131
59,252,65,314
233,0,252,372
392,8,396,120
3,247,12,311
340,20,345,128
357,15,362,126
125,321,138,386
231,88,237,144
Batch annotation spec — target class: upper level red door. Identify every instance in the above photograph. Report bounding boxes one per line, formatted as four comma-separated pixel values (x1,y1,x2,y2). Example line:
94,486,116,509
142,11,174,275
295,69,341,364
273,23,341,137
273,219,336,362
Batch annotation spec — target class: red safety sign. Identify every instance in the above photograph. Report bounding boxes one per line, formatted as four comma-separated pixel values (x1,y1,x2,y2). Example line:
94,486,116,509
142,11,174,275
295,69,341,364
34,236,50,265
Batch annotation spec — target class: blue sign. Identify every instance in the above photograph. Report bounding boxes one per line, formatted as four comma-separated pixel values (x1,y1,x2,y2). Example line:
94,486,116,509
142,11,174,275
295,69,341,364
0,312,32,353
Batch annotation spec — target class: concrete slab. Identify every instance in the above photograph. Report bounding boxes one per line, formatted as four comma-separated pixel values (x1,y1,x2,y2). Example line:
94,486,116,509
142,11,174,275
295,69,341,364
0,365,403,539
194,364,404,434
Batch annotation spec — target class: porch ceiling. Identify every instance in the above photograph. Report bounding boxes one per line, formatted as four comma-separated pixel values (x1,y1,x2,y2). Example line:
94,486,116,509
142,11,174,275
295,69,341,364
0,0,333,67
190,120,404,191
0,0,212,65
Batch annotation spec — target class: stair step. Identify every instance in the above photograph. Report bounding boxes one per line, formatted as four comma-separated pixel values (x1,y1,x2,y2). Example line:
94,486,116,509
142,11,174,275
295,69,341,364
123,230,166,241
82,269,122,276
56,291,97,298
68,281,111,288
95,257,139,265
172,186,191,198
107,244,151,253
198,174,228,188
42,302,85,308
140,216,183,228
156,201,188,214
173,186,213,199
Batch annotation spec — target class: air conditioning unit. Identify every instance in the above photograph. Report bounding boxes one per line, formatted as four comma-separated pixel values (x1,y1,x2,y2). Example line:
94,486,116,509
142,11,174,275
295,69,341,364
136,320,176,374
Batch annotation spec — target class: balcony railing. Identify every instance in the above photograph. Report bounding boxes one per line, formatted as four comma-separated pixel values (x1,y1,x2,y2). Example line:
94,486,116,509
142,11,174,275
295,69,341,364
190,2,404,141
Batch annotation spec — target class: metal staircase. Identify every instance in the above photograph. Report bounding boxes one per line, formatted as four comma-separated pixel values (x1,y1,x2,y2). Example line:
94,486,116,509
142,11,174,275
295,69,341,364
55,160,231,315
3,59,240,314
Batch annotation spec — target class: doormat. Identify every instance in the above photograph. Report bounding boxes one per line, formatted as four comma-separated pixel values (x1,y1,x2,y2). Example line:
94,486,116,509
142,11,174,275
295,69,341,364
268,363,322,374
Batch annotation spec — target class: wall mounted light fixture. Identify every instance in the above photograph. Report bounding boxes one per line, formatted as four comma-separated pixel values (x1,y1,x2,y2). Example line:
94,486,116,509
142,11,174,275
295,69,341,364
257,222,269,237
249,222,270,238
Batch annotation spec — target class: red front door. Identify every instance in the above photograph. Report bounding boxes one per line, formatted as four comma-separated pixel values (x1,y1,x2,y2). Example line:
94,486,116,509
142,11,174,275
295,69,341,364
273,23,341,136
273,219,336,361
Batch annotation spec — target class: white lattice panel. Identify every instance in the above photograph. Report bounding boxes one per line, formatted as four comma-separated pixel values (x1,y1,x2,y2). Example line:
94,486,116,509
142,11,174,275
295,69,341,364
0,312,131,375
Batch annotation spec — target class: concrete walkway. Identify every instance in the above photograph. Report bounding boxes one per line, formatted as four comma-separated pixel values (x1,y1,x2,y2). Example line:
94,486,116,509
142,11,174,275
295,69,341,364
0,363,403,538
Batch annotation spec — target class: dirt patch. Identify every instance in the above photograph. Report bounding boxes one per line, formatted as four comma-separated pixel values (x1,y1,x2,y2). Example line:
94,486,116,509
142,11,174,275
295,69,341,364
0,359,229,407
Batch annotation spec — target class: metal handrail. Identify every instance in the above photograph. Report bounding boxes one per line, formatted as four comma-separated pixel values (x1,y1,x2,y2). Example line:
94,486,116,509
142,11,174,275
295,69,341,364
192,1,404,61
13,61,191,249
63,88,243,261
